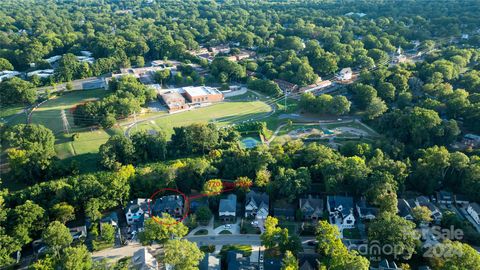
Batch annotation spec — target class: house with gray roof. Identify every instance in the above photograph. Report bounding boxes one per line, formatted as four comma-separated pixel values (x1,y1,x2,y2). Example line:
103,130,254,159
397,199,414,221
273,200,296,220
199,253,220,270
436,191,453,205
327,196,355,229
467,202,480,224
152,195,184,219
227,251,255,270
126,198,151,225
415,196,442,222
245,190,269,220
356,197,379,220
132,247,158,270
300,195,323,221
219,194,237,222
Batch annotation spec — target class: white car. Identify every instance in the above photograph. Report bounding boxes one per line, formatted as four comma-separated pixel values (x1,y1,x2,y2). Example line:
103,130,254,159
259,254,264,263
251,221,259,226
224,224,232,229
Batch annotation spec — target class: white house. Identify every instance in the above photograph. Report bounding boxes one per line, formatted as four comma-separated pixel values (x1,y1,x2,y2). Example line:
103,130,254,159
337,68,352,81
44,55,62,64
327,196,355,229
467,203,480,225
0,70,21,82
125,198,151,225
27,69,54,78
245,191,269,220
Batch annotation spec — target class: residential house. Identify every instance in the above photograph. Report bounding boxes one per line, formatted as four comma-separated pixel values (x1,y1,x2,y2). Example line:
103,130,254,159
273,79,298,93
454,194,469,206
264,258,282,270
100,212,119,235
0,70,21,82
132,247,158,270
152,195,184,219
397,199,414,221
68,226,87,241
467,202,480,224
377,259,402,270
416,196,442,222
300,195,323,221
327,196,355,229
219,194,237,222
336,68,352,81
356,198,379,220
226,251,256,270
44,55,62,64
273,200,296,220
463,133,480,148
245,190,269,220
199,253,220,270
436,191,453,205
298,253,320,270
125,198,151,225
27,69,54,78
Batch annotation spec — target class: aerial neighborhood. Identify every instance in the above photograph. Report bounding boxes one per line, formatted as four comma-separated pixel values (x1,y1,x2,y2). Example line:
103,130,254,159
1,0,480,270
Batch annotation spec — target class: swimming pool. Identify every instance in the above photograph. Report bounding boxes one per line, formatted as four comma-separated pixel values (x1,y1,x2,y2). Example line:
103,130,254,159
241,137,261,148
322,128,335,135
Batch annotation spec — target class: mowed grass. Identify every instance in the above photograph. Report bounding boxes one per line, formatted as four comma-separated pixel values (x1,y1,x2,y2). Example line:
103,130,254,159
0,104,27,125
133,100,272,138
30,89,111,134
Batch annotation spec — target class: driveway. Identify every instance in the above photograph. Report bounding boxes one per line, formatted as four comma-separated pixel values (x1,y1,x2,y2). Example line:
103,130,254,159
188,217,215,236
213,219,241,235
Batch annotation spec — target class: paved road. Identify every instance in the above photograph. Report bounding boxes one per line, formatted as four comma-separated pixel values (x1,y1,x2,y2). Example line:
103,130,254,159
37,76,106,93
92,243,161,262
186,234,315,246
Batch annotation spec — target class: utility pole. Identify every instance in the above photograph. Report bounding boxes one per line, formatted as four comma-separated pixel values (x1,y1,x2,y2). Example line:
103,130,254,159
61,109,71,134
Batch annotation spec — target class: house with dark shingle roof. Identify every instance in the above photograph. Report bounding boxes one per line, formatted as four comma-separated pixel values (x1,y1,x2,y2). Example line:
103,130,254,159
219,194,237,222
199,253,220,270
356,197,379,220
300,195,323,221
467,202,480,224
397,199,414,221
273,200,296,220
152,195,184,219
327,196,355,229
436,191,453,205
226,251,256,270
245,190,269,220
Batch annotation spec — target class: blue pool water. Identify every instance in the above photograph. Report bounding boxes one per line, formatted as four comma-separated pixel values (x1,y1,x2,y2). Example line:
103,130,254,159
242,137,260,148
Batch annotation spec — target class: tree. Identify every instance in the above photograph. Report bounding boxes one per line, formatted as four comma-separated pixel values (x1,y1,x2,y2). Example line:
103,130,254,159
195,206,212,225
60,245,93,270
428,240,480,270
11,200,45,245
99,135,135,169
273,167,311,202
170,123,219,156
140,215,188,244
202,179,223,196
235,176,252,192
131,130,167,163
282,250,299,270
51,202,75,224
3,124,56,182
0,77,36,105
350,83,377,110
261,216,288,250
101,223,115,244
316,220,369,269
42,221,73,257
377,82,396,102
412,206,432,224
154,69,171,86
85,198,102,222
255,169,271,187
365,97,388,119
368,212,418,259
0,58,14,70
329,95,351,115
163,239,204,270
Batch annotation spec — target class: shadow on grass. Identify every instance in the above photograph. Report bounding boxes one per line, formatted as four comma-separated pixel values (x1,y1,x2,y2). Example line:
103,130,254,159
59,153,102,174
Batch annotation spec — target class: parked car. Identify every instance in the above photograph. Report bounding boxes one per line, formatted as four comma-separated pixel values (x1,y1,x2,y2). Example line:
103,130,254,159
259,254,264,263
224,224,232,229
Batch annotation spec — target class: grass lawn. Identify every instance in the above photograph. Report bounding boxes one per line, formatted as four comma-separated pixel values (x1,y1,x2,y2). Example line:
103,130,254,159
0,104,27,125
30,89,110,134
134,100,272,139
218,230,232,235
220,245,252,257
194,229,209,235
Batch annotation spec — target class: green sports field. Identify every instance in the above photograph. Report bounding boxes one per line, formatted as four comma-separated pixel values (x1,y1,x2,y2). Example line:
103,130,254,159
30,89,111,134
132,100,272,138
